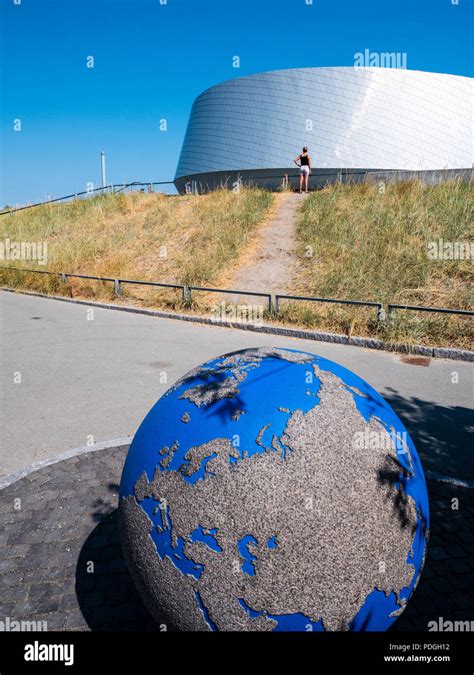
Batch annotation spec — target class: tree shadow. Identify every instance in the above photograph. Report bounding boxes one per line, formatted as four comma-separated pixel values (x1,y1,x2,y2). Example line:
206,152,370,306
89,482,120,523
383,389,473,483
382,389,474,630
378,454,418,533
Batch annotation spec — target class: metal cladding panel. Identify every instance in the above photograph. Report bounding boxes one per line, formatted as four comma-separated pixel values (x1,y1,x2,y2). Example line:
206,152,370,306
175,67,473,179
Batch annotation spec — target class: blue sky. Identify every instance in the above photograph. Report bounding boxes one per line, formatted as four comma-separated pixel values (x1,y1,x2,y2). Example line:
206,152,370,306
1,0,472,206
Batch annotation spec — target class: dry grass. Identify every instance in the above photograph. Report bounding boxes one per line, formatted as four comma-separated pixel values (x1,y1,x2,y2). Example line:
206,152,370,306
286,179,473,348
1,180,472,350
0,188,273,308
212,192,289,289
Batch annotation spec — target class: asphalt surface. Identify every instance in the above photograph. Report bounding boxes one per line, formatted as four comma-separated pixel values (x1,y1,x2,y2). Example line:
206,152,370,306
0,291,472,481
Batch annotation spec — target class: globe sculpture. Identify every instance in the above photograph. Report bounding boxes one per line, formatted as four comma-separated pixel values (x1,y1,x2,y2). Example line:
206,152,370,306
119,347,429,631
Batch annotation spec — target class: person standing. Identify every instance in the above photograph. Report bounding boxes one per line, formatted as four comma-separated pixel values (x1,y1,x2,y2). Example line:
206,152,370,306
294,147,312,193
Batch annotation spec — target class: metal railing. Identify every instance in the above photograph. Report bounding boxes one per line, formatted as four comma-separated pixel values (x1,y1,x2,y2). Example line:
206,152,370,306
178,168,443,195
0,169,421,217
275,293,384,320
0,181,176,217
0,267,273,311
187,285,272,312
2,170,337,215
387,303,474,318
116,277,186,301
0,265,472,322
4,167,472,216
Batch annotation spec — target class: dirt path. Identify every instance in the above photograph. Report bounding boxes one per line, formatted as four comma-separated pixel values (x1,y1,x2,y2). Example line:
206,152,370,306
221,192,308,300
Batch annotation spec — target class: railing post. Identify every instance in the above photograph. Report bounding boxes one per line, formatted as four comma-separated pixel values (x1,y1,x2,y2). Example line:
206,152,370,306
114,279,122,298
182,285,192,306
60,272,72,297
274,295,279,317
377,305,386,323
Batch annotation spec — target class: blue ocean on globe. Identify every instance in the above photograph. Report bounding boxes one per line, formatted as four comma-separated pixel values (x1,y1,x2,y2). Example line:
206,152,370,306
119,347,430,631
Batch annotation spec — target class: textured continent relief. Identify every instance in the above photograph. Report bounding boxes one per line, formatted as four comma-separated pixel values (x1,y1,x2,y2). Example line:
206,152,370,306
119,349,419,631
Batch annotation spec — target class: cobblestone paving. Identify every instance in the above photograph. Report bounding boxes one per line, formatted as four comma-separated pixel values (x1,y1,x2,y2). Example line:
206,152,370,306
0,446,472,631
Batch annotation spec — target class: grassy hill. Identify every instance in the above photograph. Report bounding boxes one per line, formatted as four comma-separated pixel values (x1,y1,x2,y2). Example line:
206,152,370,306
0,188,273,307
285,179,473,348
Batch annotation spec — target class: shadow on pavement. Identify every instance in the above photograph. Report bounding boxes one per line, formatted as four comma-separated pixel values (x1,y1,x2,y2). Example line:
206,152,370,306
384,389,473,483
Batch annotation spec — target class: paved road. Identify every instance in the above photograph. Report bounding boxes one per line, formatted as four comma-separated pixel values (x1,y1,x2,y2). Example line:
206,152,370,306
1,291,472,480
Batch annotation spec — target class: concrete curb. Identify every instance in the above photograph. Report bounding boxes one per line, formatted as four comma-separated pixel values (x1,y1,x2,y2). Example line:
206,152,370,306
2,286,473,362
0,436,132,490
426,471,474,490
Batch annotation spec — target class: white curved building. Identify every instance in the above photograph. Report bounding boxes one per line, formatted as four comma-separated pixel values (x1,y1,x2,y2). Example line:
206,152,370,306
174,67,472,192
